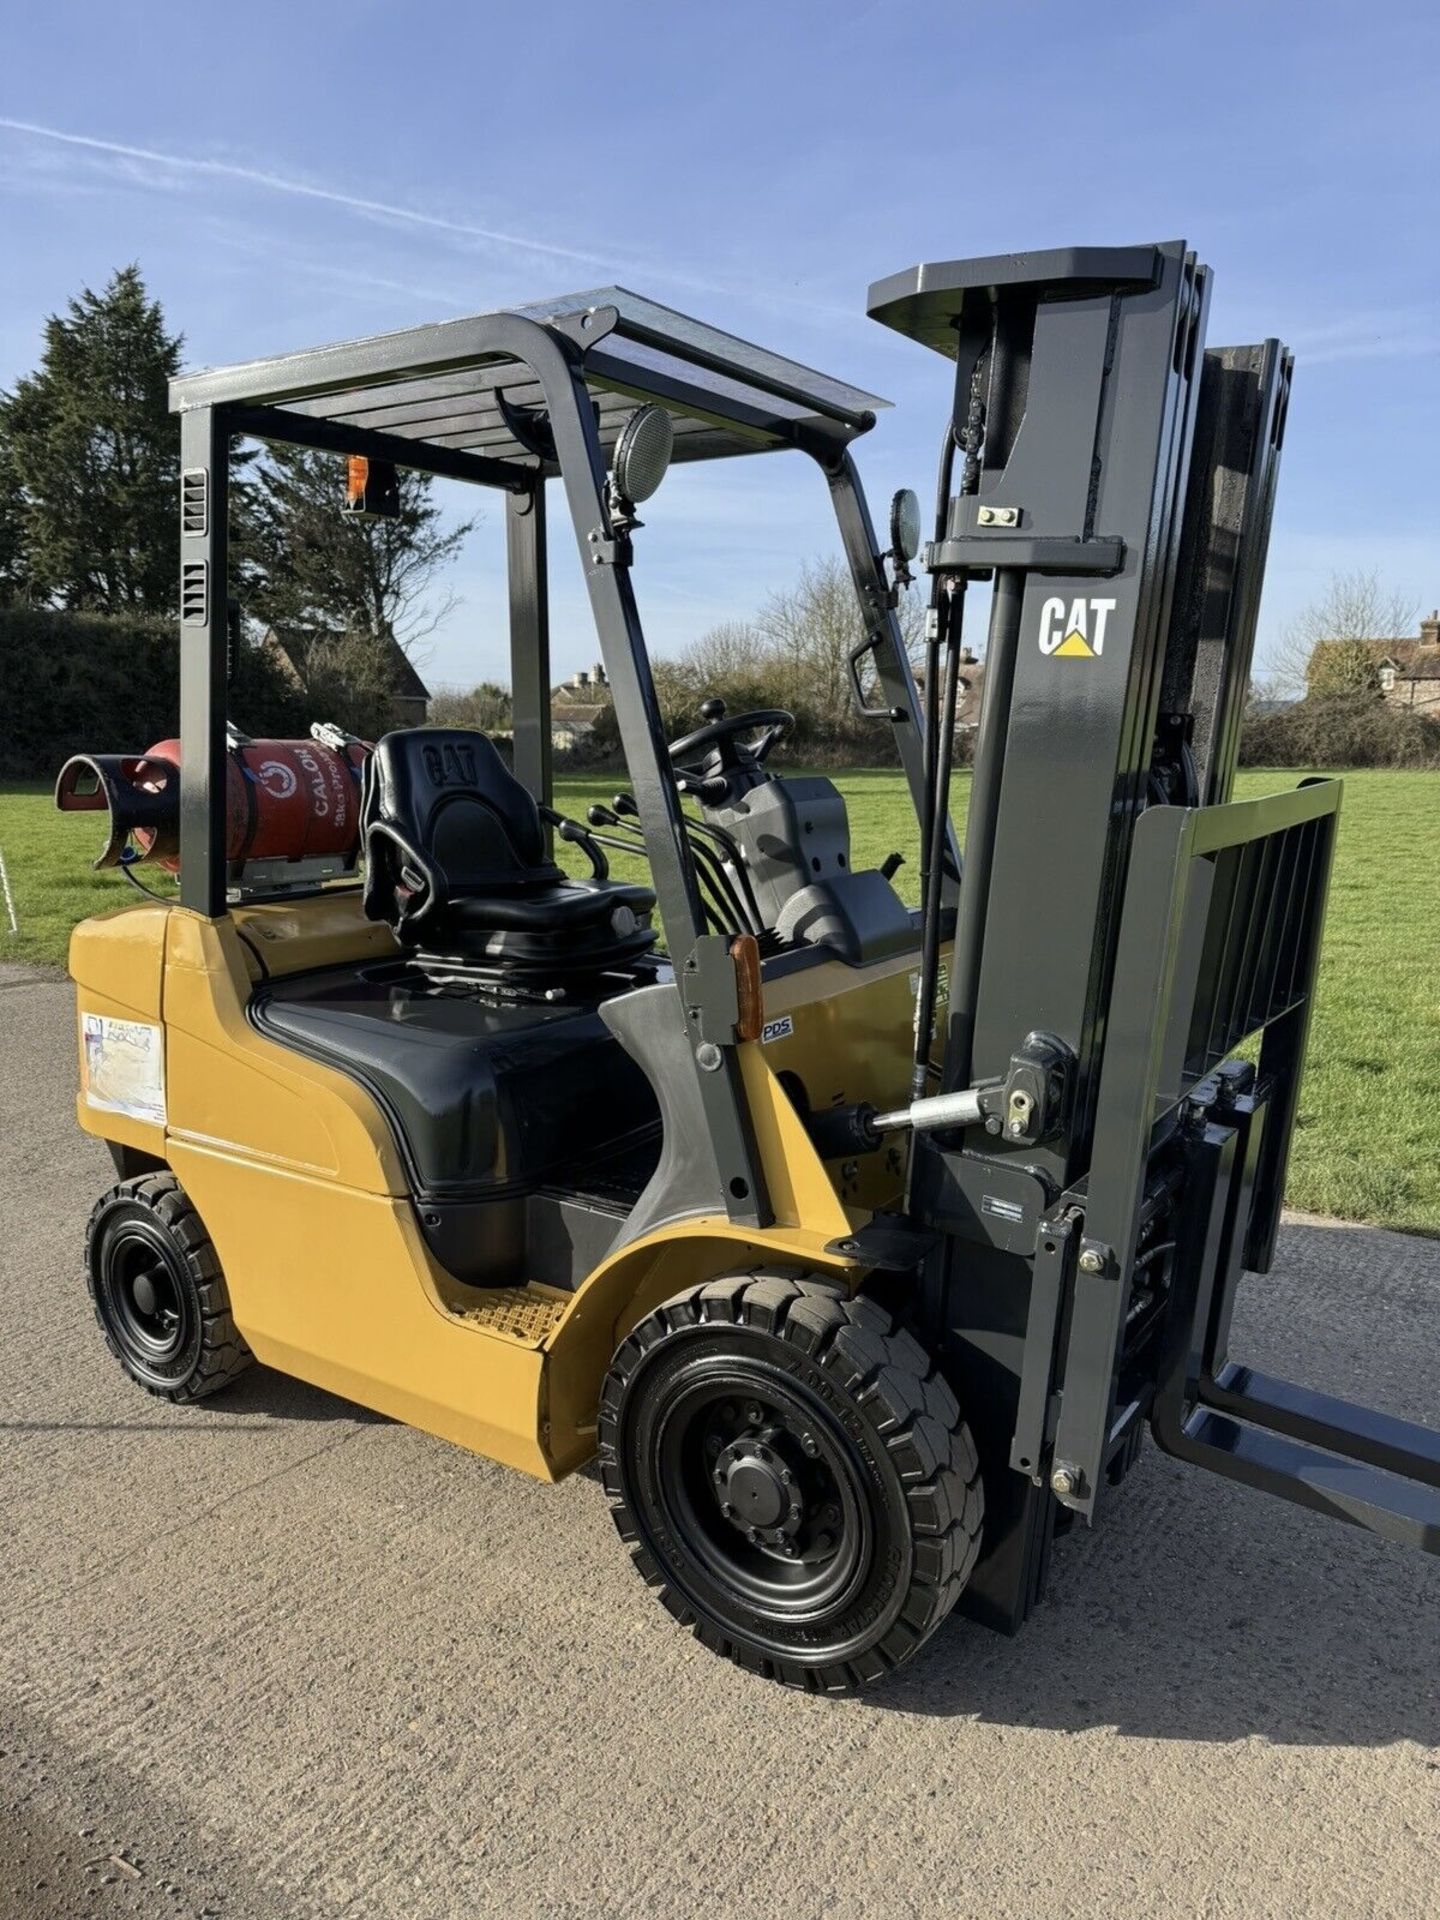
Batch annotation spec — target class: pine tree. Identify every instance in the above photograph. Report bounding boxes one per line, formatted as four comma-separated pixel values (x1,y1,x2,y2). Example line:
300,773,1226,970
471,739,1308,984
2,265,182,610
0,425,27,605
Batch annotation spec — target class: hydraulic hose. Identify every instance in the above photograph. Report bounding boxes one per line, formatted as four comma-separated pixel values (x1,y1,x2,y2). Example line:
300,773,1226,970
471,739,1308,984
945,567,1024,1091
910,588,963,1101
916,422,959,918
677,812,767,934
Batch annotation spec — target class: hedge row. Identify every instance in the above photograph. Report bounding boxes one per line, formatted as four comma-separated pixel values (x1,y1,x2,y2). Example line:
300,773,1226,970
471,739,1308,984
6,605,1437,780
0,606,309,778
1236,696,1440,770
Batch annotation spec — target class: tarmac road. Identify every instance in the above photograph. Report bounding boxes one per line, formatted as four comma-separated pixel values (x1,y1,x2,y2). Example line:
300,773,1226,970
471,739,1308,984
1,961,1437,1920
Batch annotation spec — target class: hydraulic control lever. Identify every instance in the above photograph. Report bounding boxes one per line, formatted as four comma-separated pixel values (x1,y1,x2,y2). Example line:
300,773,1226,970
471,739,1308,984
611,792,765,938
594,800,748,935
544,807,611,880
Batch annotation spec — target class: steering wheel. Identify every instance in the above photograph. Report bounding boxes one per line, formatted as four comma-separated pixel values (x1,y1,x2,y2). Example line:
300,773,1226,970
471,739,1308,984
667,698,794,779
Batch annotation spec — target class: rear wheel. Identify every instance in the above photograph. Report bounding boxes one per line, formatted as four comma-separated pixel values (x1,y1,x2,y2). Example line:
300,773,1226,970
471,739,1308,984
86,1173,253,1402
598,1272,982,1692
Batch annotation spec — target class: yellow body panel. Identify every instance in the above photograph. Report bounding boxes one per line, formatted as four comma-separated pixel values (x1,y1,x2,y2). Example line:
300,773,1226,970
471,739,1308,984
747,943,938,1213
166,1137,554,1473
229,888,398,979
163,911,404,1192
68,895,926,1481
70,904,172,1160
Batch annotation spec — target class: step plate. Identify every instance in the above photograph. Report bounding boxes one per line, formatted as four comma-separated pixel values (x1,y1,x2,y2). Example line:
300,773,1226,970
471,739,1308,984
451,1286,569,1346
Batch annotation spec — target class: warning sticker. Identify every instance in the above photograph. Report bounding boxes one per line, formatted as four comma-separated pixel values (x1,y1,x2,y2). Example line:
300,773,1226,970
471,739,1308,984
82,1013,166,1125
910,965,949,1042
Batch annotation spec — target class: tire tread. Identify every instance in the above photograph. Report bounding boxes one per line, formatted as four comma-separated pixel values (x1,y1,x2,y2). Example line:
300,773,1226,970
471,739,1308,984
86,1173,253,1404
597,1270,983,1694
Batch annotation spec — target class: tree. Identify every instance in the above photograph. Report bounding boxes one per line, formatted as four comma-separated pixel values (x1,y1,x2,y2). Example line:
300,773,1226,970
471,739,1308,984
244,444,474,656
756,558,870,733
0,427,27,605
296,629,410,742
428,682,513,731
2,265,182,610
655,558,929,745
1308,637,1382,699
1267,568,1416,700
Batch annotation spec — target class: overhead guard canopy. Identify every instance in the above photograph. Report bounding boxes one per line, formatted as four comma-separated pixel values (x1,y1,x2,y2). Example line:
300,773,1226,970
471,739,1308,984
170,287,891,483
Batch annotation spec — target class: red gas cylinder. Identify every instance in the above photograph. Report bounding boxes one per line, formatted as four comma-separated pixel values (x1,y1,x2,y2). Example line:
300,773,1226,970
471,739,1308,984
55,736,372,872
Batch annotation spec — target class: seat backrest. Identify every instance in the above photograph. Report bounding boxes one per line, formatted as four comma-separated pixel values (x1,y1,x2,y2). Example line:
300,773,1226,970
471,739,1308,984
362,729,557,924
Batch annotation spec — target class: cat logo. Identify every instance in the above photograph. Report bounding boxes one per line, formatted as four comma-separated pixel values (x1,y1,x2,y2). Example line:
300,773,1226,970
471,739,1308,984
1038,596,1117,659
422,740,478,786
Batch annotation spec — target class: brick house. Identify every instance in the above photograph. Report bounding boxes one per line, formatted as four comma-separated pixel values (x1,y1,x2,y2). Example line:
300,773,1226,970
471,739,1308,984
1378,611,1440,713
1310,610,1440,714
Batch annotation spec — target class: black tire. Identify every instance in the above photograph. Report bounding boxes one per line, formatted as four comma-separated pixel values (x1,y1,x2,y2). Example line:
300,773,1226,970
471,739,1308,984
597,1272,983,1692
85,1173,253,1403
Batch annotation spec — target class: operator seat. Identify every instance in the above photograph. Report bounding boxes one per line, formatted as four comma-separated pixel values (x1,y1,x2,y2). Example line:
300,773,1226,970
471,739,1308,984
361,729,657,980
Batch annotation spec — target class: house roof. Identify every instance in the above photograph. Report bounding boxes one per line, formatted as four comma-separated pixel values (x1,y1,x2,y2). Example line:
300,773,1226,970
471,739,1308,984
1319,636,1414,658
385,646,431,702
1313,637,1436,683
262,627,430,702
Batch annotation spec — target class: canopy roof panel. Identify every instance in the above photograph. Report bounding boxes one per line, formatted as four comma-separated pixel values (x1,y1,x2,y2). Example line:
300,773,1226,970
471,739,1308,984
170,287,889,479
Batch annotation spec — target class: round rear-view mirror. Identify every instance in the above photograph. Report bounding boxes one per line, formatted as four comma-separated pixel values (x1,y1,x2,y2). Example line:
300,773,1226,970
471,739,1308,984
889,487,923,562
612,404,675,505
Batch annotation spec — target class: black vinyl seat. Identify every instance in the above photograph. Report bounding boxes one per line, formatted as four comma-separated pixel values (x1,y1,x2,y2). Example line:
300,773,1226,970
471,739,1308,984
361,729,657,980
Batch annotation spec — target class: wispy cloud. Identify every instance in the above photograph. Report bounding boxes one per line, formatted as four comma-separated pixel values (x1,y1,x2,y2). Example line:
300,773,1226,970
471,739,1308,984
0,116,625,267
0,116,850,323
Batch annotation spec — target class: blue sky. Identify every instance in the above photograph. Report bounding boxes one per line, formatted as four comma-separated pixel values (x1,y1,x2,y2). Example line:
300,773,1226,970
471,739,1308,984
2,0,1436,690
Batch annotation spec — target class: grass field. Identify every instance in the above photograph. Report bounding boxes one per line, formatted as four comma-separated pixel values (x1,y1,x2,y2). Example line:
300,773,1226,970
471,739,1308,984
2,767,1436,1235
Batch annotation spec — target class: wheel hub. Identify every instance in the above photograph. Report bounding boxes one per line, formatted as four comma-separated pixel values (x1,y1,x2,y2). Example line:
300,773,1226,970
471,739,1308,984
713,1429,804,1548
107,1234,183,1356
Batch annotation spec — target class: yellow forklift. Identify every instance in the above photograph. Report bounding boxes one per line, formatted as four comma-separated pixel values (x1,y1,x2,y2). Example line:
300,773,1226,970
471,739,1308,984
59,247,1440,1692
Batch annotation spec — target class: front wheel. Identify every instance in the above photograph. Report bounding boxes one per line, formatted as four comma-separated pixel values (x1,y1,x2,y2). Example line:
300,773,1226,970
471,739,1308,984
597,1273,983,1692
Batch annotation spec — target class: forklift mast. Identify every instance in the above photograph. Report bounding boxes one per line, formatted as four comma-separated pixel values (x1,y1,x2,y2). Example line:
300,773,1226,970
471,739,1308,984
871,243,1440,1630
